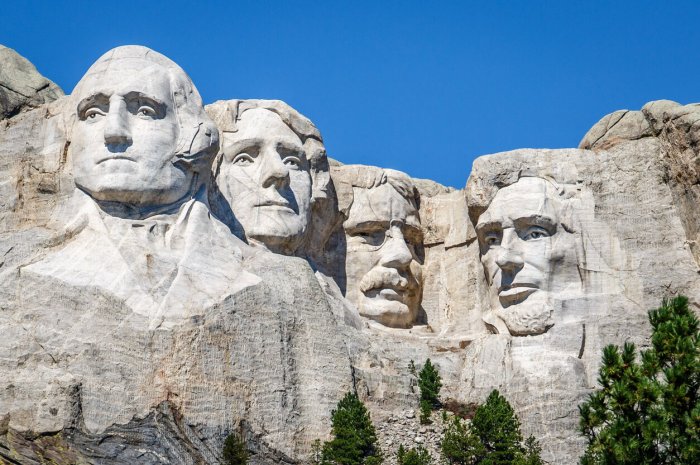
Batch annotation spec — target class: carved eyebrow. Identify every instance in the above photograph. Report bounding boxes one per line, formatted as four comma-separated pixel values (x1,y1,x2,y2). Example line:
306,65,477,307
276,140,306,156
513,215,557,231
475,220,503,233
76,92,110,116
223,138,264,153
344,219,388,233
122,91,166,107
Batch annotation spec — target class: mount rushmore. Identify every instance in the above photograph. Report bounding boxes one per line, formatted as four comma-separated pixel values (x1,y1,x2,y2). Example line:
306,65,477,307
0,45,698,464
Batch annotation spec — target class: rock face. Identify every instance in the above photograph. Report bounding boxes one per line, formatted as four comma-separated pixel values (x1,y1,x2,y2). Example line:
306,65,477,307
0,45,63,118
1,45,698,465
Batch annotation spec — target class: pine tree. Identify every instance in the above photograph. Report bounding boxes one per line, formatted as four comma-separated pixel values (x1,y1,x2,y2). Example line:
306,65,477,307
515,436,545,465
397,444,431,465
418,359,442,408
321,392,383,465
441,416,485,464
471,390,525,465
579,295,700,464
418,359,442,424
222,433,249,465
440,390,544,465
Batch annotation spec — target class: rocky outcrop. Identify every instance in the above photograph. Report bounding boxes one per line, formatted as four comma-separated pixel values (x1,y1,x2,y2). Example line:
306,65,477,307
0,46,63,119
1,45,699,465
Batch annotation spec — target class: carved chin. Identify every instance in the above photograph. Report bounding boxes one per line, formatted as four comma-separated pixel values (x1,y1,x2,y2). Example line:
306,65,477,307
495,298,554,336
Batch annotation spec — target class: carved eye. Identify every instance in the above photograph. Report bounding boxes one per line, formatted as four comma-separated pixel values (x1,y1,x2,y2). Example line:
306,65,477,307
522,226,550,241
354,230,387,247
84,107,105,120
484,233,501,247
137,106,157,118
232,152,254,166
283,157,301,169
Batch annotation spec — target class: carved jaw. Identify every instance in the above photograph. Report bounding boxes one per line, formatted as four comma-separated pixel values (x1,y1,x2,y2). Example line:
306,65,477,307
494,290,554,336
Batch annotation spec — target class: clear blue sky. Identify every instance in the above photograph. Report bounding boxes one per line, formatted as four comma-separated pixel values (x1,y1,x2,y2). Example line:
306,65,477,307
3,1,699,188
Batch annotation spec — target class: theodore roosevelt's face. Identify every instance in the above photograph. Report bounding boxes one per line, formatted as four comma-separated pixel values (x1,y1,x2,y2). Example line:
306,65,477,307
343,182,423,328
71,63,190,206
476,177,575,335
216,108,312,254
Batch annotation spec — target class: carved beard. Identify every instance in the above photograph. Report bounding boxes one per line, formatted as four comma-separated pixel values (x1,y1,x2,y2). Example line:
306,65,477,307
495,291,554,336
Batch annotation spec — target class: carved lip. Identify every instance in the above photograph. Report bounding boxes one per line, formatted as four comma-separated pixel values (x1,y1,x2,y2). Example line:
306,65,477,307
365,286,407,302
254,200,292,209
498,284,538,304
97,155,136,164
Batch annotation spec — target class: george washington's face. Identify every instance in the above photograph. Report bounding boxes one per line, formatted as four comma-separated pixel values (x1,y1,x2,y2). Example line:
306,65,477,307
343,183,423,328
216,108,312,254
476,177,577,335
71,62,192,206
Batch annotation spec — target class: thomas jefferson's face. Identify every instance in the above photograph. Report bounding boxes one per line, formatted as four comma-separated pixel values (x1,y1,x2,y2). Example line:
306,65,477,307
476,177,576,335
217,108,312,254
343,183,423,328
71,63,191,206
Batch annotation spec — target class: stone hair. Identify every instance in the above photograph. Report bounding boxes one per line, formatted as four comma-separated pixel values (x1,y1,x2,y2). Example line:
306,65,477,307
332,164,420,217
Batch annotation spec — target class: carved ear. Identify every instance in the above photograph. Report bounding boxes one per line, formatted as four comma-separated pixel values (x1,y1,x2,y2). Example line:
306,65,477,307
306,139,330,202
171,81,219,172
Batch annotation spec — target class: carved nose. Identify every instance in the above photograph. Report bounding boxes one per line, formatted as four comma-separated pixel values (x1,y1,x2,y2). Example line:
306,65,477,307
495,229,524,272
496,248,524,272
260,148,290,189
379,227,412,269
104,99,132,145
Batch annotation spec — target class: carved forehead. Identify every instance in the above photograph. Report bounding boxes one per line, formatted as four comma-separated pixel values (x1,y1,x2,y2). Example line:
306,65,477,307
344,183,420,229
478,177,561,226
228,108,302,144
72,46,192,107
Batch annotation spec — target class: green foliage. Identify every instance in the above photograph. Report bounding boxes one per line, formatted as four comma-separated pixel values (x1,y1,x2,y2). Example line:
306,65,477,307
419,399,433,425
579,295,700,464
311,439,323,465
516,436,545,465
321,392,383,465
440,390,544,465
222,433,249,465
441,416,485,464
418,359,442,408
417,359,442,423
471,390,524,464
397,444,431,465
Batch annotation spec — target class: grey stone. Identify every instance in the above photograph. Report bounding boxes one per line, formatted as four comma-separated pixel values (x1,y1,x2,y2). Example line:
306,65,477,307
0,45,63,119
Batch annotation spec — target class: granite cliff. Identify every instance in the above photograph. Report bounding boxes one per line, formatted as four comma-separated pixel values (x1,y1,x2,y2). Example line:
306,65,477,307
0,45,697,465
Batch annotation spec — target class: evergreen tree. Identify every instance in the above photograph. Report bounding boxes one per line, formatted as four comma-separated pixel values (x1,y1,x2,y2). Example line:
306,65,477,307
418,359,442,424
471,390,524,464
515,436,545,465
441,390,544,465
321,392,383,465
222,433,249,465
579,295,700,464
441,416,485,464
418,359,442,408
397,444,431,465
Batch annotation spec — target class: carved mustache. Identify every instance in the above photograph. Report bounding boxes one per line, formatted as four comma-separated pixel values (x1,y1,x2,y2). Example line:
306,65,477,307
359,267,413,294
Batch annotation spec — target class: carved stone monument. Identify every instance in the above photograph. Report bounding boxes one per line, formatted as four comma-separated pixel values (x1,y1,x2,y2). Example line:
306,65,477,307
0,44,698,465
332,165,424,328
22,45,258,327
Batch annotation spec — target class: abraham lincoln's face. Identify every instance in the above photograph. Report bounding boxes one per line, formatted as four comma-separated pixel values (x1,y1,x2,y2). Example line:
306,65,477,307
476,177,577,335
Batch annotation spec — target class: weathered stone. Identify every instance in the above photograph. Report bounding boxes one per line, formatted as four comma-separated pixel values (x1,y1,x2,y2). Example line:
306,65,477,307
1,45,699,465
0,45,63,119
